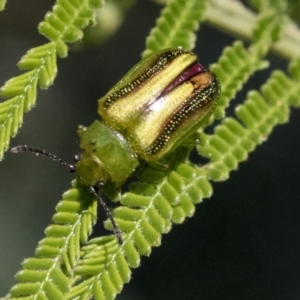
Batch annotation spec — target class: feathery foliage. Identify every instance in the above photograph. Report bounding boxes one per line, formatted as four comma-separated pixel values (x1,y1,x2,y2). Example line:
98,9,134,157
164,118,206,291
0,0,103,160
1,0,300,299
65,162,211,300
10,181,97,299
198,61,300,181
210,5,285,120
142,0,208,58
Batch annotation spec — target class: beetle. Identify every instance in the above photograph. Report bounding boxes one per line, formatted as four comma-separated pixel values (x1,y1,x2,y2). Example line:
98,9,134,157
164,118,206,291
12,47,221,244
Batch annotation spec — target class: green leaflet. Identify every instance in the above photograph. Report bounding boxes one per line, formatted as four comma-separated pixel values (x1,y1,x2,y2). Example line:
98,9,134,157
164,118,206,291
210,41,268,120
141,0,208,58
66,162,212,300
0,0,103,160
9,181,97,299
38,0,103,43
198,59,300,181
210,7,286,120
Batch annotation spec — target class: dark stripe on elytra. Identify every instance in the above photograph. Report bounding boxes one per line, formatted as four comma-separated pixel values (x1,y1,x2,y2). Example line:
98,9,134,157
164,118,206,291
102,49,189,110
146,77,219,155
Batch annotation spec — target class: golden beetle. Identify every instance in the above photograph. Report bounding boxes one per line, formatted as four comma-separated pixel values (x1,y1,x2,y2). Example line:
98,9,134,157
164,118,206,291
12,47,221,244
76,47,220,186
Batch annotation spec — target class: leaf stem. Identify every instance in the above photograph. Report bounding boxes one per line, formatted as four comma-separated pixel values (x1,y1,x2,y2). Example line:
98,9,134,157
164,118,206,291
205,0,300,60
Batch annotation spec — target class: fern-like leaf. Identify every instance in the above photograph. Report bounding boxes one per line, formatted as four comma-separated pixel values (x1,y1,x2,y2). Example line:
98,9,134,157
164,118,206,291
64,161,212,300
0,43,56,160
4,1,300,300
210,41,268,120
39,0,103,43
8,181,97,299
0,0,103,160
64,3,298,298
211,5,286,120
198,65,300,181
142,0,208,58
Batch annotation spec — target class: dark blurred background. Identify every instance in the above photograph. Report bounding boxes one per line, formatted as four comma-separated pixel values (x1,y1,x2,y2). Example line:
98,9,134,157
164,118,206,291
0,1,300,299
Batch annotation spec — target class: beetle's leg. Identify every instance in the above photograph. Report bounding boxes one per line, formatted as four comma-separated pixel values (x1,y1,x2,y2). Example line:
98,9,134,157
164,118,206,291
89,185,123,245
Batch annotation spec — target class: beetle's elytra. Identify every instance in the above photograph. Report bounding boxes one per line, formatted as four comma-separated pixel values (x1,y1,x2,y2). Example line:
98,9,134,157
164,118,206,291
76,47,220,186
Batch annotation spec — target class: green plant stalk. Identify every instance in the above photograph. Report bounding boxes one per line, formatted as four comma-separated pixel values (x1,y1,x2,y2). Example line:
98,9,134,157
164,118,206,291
205,0,300,59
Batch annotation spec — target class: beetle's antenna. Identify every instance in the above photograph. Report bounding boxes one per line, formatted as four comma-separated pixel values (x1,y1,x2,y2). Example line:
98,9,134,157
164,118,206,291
11,145,75,173
89,185,123,245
